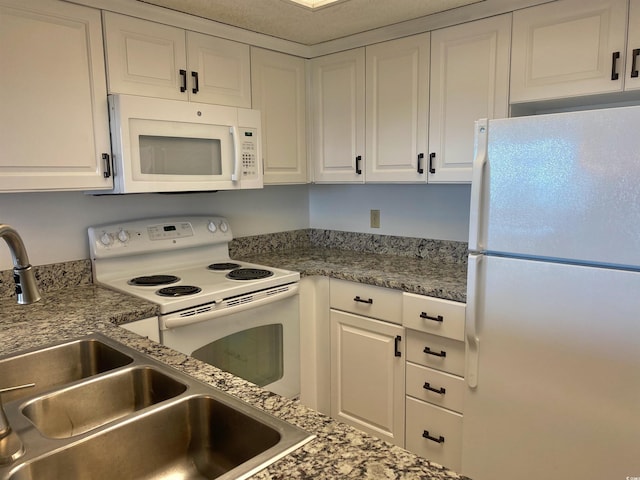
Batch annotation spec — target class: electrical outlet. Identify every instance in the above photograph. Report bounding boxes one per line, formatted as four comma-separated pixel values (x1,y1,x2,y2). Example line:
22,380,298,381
370,209,380,228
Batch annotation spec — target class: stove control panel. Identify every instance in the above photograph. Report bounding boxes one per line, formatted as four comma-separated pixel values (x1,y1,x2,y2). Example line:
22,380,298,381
148,222,194,241
89,216,234,259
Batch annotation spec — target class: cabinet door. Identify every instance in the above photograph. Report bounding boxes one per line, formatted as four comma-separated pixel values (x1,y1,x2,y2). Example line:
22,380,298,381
626,0,640,91
0,0,112,191
365,33,429,183
510,0,628,103
331,310,405,446
428,15,511,184
103,12,187,100
251,48,307,184
187,32,251,107
311,49,365,183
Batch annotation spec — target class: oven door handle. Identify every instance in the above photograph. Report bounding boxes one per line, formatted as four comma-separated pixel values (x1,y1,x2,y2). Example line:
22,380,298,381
161,283,299,330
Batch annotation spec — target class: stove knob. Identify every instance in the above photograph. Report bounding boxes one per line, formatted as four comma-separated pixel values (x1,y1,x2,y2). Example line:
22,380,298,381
207,221,217,233
99,232,113,246
117,229,130,243
219,221,229,233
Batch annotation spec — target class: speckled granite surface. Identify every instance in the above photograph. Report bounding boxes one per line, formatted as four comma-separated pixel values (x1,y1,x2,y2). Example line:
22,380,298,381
0,259,91,300
0,286,470,480
231,230,468,302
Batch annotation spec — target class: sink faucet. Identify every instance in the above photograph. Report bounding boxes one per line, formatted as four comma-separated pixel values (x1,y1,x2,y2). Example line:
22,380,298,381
0,383,35,465
0,225,41,304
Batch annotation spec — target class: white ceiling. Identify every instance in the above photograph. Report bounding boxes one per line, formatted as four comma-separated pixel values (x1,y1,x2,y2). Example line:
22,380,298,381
137,0,484,45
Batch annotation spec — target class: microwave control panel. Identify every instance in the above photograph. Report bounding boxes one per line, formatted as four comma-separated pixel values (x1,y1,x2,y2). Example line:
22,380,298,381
240,128,258,178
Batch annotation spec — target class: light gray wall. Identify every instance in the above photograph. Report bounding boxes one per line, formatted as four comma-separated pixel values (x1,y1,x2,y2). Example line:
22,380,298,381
309,184,471,242
0,185,309,270
0,183,470,270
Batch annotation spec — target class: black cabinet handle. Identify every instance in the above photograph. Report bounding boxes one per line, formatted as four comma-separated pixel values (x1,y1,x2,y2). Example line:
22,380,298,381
417,153,424,174
353,296,373,304
632,48,640,78
611,51,621,80
423,382,446,395
192,71,199,94
423,346,446,357
179,69,187,92
429,152,436,174
102,153,111,178
420,312,444,323
355,155,362,175
394,336,402,357
422,430,445,444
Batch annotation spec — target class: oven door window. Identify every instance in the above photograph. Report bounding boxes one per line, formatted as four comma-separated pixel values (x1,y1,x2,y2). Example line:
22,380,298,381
191,324,283,387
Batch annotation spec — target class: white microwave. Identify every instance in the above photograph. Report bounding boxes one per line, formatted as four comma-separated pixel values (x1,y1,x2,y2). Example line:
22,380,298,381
104,94,263,194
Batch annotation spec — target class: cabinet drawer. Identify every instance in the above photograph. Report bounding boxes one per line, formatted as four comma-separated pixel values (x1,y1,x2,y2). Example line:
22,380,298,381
405,396,462,472
403,293,465,340
330,279,402,325
406,362,464,413
406,329,465,376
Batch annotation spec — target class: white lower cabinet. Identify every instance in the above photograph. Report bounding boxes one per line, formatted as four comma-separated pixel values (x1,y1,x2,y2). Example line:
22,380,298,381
330,280,405,446
327,281,467,468
405,397,463,471
403,292,466,472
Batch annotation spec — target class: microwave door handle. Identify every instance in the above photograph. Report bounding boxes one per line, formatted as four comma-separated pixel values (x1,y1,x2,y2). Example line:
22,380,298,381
230,126,240,181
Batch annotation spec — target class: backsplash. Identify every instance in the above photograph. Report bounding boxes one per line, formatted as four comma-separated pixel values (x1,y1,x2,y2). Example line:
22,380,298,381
1,230,467,300
0,259,92,300
230,229,468,265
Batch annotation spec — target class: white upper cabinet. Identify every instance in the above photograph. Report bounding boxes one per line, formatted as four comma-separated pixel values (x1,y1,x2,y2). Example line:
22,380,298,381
103,12,251,108
627,0,640,91
0,0,112,192
311,48,366,183
365,33,430,183
510,0,632,103
428,14,511,183
251,48,308,184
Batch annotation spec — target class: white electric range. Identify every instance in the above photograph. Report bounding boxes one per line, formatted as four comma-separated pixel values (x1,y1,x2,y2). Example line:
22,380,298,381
89,216,301,398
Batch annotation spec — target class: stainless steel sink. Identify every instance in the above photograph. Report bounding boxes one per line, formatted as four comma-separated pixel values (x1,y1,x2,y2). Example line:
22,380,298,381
0,338,133,403
0,334,313,480
22,367,187,438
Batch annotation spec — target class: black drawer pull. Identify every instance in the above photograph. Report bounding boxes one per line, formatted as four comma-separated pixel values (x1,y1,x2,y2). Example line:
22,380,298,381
417,153,424,174
423,346,446,358
611,51,621,80
353,296,373,304
355,155,362,175
394,335,402,357
422,430,445,444
423,382,446,395
632,48,640,78
420,312,444,323
102,153,111,178
429,152,436,174
192,71,200,94
179,69,187,92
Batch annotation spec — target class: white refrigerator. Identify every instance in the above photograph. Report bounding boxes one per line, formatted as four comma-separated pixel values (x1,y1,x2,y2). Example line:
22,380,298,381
463,105,640,480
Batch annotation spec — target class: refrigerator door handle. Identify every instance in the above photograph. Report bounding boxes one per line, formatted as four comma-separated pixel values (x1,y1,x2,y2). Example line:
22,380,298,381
468,119,489,252
465,253,482,388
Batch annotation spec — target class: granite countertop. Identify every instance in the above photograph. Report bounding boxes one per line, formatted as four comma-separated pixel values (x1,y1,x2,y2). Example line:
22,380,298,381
235,247,468,303
0,285,469,480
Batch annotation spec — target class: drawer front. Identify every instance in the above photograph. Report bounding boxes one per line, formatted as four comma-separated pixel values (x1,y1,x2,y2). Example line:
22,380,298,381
405,396,463,472
330,279,402,325
406,362,464,413
403,293,465,340
406,329,465,376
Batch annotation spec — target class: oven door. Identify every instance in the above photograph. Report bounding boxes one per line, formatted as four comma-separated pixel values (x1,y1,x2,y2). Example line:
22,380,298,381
160,287,300,399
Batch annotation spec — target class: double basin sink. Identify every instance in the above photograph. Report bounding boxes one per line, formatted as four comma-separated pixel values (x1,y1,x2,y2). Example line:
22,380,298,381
0,333,313,479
